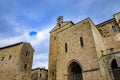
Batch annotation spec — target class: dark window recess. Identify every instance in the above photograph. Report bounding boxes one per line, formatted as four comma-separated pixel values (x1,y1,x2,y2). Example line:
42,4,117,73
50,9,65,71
65,43,67,52
112,26,117,32
1,57,4,61
99,29,103,36
40,73,42,77
80,37,84,47
9,55,12,59
52,72,55,76
25,50,30,56
58,23,61,27
24,64,27,69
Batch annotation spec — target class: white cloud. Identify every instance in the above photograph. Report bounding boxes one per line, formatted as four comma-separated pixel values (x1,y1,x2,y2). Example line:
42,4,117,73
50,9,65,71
34,53,48,60
32,53,48,69
32,61,48,69
0,26,53,47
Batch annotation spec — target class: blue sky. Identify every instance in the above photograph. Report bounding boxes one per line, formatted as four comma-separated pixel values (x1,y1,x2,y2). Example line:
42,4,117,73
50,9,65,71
0,0,120,69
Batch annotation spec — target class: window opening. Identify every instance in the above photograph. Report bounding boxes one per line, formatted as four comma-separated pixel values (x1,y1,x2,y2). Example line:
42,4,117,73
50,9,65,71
80,37,84,47
1,57,4,61
24,64,27,70
65,43,67,52
9,55,12,59
25,50,30,56
112,26,117,32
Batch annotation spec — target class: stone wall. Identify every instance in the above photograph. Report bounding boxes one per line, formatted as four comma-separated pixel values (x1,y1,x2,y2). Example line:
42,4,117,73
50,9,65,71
0,42,34,80
49,12,120,80
31,68,48,80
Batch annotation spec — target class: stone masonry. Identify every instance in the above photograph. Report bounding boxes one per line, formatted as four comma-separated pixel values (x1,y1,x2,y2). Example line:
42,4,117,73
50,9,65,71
0,42,34,80
31,67,48,80
48,12,120,80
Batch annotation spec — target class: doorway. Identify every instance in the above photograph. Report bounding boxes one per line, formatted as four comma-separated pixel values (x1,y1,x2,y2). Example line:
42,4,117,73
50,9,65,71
111,59,120,80
68,62,82,80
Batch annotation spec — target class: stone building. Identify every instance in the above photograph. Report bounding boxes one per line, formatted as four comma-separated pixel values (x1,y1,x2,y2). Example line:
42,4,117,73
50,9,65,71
48,12,120,80
0,42,34,80
31,67,48,80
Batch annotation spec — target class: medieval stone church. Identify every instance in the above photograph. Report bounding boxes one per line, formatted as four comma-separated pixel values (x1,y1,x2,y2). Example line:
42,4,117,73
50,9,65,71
48,12,120,80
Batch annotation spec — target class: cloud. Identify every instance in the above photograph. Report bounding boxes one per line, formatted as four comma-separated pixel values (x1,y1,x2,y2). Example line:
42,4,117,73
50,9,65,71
0,15,30,38
34,53,48,60
32,53,48,69
32,60,48,69
0,26,52,47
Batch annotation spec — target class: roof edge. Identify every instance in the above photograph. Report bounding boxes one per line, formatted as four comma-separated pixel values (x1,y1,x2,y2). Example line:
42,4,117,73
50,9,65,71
0,42,28,49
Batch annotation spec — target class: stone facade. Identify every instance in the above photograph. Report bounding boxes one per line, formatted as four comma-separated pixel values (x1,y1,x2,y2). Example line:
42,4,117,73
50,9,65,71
0,42,34,80
48,12,120,80
31,67,48,80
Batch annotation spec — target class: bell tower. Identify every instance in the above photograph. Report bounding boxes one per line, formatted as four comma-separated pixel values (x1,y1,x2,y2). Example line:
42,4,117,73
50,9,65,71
57,16,63,23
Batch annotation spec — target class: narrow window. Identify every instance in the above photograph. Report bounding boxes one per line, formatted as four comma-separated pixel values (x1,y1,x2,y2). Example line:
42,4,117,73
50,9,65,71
99,29,103,36
58,23,61,27
112,26,117,32
24,64,27,70
52,72,55,76
9,55,12,60
40,73,42,77
25,50,30,56
65,43,67,52
80,37,84,47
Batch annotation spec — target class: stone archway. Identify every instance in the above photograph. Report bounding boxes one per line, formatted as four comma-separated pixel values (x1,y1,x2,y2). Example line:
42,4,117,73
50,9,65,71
111,59,120,80
67,62,82,80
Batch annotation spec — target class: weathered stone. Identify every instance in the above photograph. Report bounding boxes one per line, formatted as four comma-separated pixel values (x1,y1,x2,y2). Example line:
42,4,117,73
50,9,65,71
0,42,34,80
49,12,120,80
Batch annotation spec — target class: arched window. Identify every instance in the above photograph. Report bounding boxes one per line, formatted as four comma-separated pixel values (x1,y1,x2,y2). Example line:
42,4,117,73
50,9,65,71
112,26,117,32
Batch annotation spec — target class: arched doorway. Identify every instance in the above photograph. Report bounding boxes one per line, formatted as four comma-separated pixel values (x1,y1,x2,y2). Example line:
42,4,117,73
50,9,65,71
68,62,82,80
111,59,120,80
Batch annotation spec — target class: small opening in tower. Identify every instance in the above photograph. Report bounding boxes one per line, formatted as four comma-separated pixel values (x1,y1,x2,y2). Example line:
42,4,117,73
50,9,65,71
9,55,12,60
65,43,68,52
80,37,84,47
25,50,30,56
112,26,117,32
24,64,27,70
1,57,4,61
58,23,61,27
52,72,55,76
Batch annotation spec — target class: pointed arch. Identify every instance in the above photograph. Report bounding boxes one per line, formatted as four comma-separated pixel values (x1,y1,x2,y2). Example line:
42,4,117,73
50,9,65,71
111,59,120,80
67,59,83,80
